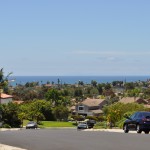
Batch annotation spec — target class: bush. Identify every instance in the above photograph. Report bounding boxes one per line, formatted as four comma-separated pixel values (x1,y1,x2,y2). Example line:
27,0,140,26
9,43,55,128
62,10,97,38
2,124,11,128
86,116,98,121
71,115,84,121
97,116,105,122
116,118,126,129
94,121,107,129
116,111,136,129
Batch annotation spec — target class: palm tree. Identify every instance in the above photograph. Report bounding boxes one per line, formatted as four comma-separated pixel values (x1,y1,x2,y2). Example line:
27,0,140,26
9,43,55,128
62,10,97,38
0,68,12,104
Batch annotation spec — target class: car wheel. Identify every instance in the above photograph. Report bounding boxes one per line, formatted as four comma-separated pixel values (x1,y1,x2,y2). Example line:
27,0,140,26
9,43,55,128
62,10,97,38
144,130,149,134
136,124,142,134
124,124,129,133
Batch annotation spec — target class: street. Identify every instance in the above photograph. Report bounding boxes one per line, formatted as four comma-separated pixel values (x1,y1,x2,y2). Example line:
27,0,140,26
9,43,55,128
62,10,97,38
0,128,150,150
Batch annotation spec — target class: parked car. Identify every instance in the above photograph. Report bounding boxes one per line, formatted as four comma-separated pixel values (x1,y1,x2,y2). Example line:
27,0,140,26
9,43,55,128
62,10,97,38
87,120,96,128
123,111,150,134
77,123,88,130
26,121,38,129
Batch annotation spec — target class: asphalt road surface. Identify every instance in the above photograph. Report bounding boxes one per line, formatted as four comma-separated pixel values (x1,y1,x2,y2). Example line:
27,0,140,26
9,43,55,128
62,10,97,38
0,128,150,150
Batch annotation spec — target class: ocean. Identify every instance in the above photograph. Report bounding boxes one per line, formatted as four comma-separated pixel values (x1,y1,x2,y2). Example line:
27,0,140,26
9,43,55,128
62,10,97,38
8,76,150,86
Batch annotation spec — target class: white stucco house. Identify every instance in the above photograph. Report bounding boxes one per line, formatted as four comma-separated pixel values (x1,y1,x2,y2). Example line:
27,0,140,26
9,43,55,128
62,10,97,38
0,93,13,104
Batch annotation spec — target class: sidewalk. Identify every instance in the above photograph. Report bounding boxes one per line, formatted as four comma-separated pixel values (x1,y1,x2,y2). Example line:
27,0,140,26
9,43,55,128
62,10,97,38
84,128,124,132
0,128,21,131
0,144,27,150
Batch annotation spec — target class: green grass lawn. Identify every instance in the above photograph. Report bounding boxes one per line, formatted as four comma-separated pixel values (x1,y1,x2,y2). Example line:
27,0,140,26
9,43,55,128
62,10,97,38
39,121,76,128
23,120,76,128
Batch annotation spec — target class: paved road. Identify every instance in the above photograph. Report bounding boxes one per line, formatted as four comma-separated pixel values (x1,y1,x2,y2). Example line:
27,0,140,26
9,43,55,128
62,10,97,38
0,128,150,150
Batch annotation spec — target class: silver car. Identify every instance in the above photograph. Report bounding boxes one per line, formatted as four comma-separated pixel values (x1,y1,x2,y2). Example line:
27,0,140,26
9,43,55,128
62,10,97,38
26,121,38,129
77,123,88,130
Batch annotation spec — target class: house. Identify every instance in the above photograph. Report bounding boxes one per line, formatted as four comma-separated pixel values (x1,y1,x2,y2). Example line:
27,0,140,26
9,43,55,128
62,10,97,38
119,97,148,104
136,98,148,104
0,93,13,104
74,98,107,116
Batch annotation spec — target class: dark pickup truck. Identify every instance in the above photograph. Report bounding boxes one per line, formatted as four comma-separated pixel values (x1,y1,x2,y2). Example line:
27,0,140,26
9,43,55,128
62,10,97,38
87,120,96,128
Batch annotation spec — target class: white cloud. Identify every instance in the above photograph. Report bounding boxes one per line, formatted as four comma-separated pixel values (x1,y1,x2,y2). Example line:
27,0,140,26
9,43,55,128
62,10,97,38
71,50,150,56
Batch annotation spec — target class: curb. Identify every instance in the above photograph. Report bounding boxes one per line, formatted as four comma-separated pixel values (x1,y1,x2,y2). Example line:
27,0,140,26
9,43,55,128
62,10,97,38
0,144,27,150
84,129,124,132
0,128,21,131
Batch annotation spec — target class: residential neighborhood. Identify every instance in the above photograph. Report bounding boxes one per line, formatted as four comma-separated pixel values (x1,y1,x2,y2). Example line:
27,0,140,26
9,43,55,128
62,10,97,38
1,68,150,130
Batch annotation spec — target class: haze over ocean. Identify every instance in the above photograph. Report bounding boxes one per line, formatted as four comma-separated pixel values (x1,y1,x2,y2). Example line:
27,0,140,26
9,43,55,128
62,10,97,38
9,76,150,86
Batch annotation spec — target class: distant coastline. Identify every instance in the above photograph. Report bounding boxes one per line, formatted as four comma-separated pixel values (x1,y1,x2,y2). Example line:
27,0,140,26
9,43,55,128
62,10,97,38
8,76,150,86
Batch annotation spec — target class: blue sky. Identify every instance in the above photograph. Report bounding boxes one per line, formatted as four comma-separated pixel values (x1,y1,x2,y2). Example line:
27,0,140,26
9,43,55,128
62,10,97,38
0,0,150,76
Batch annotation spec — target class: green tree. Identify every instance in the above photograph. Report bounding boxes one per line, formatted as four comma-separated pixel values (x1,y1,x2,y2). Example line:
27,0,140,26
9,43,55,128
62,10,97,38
97,84,103,95
45,89,60,106
27,100,52,123
74,88,83,97
91,80,97,87
18,104,30,127
52,105,69,121
78,80,84,86
0,68,12,97
1,102,21,127
103,102,145,127
124,82,135,90
90,88,99,98
127,88,141,97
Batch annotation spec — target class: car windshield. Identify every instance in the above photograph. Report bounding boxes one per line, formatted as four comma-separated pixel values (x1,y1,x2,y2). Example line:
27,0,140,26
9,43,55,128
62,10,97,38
79,124,86,126
28,121,35,124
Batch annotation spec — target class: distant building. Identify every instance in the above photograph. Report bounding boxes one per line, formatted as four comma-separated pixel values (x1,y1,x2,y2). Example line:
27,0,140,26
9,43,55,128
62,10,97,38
119,97,150,109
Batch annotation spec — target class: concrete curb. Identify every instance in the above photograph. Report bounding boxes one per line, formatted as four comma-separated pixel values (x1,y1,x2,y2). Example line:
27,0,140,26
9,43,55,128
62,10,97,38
0,128,21,131
84,128,123,132
0,144,27,150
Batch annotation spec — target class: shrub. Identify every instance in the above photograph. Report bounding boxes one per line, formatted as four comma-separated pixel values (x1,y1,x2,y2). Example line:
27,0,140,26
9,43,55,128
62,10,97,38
86,116,98,121
94,121,107,129
116,111,136,128
2,124,11,128
71,115,84,121
96,116,105,122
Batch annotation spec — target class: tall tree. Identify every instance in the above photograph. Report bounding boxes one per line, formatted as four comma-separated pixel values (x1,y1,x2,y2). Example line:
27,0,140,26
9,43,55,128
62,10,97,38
0,68,12,103
26,100,52,123
0,68,12,88
53,105,69,121
91,80,97,87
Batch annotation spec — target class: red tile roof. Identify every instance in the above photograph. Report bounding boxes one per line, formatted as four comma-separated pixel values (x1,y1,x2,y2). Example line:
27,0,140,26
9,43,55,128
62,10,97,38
0,93,13,99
